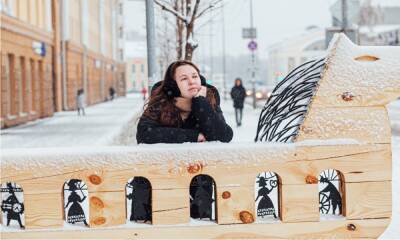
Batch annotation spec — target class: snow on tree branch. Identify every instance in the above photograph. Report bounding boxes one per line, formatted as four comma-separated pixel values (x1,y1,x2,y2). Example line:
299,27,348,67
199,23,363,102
154,0,188,24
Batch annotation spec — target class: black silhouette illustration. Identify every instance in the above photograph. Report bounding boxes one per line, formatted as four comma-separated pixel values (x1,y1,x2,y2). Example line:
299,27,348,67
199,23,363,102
1,182,25,228
64,179,89,226
190,175,215,220
255,173,278,219
255,58,325,143
319,169,342,215
126,177,152,222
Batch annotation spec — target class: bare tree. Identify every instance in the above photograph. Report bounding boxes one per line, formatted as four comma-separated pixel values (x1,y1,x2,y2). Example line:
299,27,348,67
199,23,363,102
156,10,176,78
154,0,222,61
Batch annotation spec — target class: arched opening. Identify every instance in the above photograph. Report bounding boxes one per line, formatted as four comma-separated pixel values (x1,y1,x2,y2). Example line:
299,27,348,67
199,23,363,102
255,172,280,222
189,174,216,222
125,177,152,224
63,179,89,227
319,169,345,219
1,182,25,229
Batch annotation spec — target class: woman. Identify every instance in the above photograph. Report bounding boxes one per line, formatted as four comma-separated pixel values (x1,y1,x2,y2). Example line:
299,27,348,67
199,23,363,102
136,60,233,144
230,78,246,127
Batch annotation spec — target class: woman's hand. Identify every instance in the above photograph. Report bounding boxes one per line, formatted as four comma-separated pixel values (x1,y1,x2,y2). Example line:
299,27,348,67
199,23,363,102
195,86,207,98
197,133,206,142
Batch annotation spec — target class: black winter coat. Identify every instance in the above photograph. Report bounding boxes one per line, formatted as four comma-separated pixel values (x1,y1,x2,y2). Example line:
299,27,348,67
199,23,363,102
136,92,233,144
230,85,246,109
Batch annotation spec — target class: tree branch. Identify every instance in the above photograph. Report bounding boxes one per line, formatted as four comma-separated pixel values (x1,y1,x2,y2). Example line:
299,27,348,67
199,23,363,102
195,0,222,19
154,0,188,23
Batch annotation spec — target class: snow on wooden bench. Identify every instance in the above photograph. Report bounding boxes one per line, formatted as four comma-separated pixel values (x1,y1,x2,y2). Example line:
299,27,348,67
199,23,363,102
1,34,398,239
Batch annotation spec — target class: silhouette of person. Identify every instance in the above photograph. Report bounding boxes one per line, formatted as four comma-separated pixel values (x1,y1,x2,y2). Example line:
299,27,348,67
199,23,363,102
255,177,277,218
320,177,342,215
64,180,88,226
190,175,214,220
126,177,151,222
1,183,24,228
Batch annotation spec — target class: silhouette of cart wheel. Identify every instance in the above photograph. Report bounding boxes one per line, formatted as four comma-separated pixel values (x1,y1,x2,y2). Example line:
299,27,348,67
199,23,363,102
319,192,330,214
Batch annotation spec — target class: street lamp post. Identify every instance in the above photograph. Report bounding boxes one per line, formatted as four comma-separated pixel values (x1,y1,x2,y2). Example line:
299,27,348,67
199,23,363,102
221,0,227,100
249,0,256,109
145,0,157,93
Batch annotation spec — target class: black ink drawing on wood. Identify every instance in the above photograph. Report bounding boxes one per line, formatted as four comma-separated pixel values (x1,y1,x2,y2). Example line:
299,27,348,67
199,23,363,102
190,175,216,221
255,172,279,221
63,179,89,226
126,177,152,223
1,182,25,229
319,169,343,216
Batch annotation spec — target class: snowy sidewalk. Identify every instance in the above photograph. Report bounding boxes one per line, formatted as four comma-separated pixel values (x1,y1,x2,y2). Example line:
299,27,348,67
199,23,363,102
1,94,144,149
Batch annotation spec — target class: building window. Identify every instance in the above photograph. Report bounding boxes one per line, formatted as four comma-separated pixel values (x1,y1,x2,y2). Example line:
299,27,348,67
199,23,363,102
119,26,124,38
119,3,123,15
119,49,124,61
140,64,144,73
132,65,136,74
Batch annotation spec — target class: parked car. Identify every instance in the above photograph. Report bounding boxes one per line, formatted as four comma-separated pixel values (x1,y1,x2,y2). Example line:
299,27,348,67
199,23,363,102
246,85,272,100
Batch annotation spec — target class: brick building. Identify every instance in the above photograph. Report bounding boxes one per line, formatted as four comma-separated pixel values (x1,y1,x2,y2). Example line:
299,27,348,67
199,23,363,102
0,0,125,129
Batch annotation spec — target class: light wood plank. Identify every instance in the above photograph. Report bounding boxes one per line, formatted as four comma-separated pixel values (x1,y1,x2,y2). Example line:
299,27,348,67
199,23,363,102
281,184,319,223
24,193,63,229
152,188,189,225
89,191,126,228
312,86,400,108
1,144,391,194
345,181,392,219
297,107,391,144
216,186,255,224
311,33,400,108
1,218,390,239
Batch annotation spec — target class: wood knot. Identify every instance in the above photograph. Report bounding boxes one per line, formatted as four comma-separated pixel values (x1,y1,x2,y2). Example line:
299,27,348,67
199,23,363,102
187,163,203,174
90,196,104,209
341,92,354,102
347,223,356,231
354,55,379,62
222,191,231,199
239,211,254,224
89,174,102,185
305,175,318,184
300,126,313,134
93,217,106,225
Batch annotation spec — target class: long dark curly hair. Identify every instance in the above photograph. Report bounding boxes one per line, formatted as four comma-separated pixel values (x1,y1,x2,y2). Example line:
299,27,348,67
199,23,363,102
142,60,218,127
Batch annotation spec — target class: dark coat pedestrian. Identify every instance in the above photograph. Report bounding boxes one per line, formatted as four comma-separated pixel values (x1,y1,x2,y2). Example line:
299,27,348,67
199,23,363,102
136,60,233,144
230,78,246,126
231,83,246,109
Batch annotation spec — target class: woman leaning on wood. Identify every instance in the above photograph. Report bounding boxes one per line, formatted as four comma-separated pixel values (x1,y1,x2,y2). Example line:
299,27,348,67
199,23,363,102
136,60,233,144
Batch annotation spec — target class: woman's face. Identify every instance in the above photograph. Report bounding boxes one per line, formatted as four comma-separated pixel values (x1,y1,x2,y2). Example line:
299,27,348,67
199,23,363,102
174,65,201,99
235,79,241,86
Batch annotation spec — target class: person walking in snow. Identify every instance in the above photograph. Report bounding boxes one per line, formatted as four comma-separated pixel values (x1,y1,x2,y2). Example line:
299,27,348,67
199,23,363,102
141,87,147,101
136,60,233,144
230,78,246,127
76,89,86,116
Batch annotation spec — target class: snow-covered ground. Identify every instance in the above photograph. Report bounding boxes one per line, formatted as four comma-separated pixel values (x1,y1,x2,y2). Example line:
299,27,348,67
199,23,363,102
1,94,144,148
1,95,399,238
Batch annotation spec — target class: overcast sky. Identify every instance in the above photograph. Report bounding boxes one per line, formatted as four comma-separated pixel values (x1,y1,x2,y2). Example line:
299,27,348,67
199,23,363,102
124,0,337,58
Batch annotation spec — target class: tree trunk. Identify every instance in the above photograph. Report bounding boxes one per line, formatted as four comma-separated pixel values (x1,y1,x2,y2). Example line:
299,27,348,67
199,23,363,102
175,0,183,60
185,23,195,61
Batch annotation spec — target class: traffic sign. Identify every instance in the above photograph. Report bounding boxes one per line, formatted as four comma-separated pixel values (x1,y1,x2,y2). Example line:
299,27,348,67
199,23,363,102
248,40,257,51
242,28,257,39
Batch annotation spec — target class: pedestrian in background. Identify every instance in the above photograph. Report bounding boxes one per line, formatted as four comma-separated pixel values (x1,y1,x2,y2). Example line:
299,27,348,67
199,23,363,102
109,87,116,100
141,87,147,101
230,78,246,127
76,89,86,116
